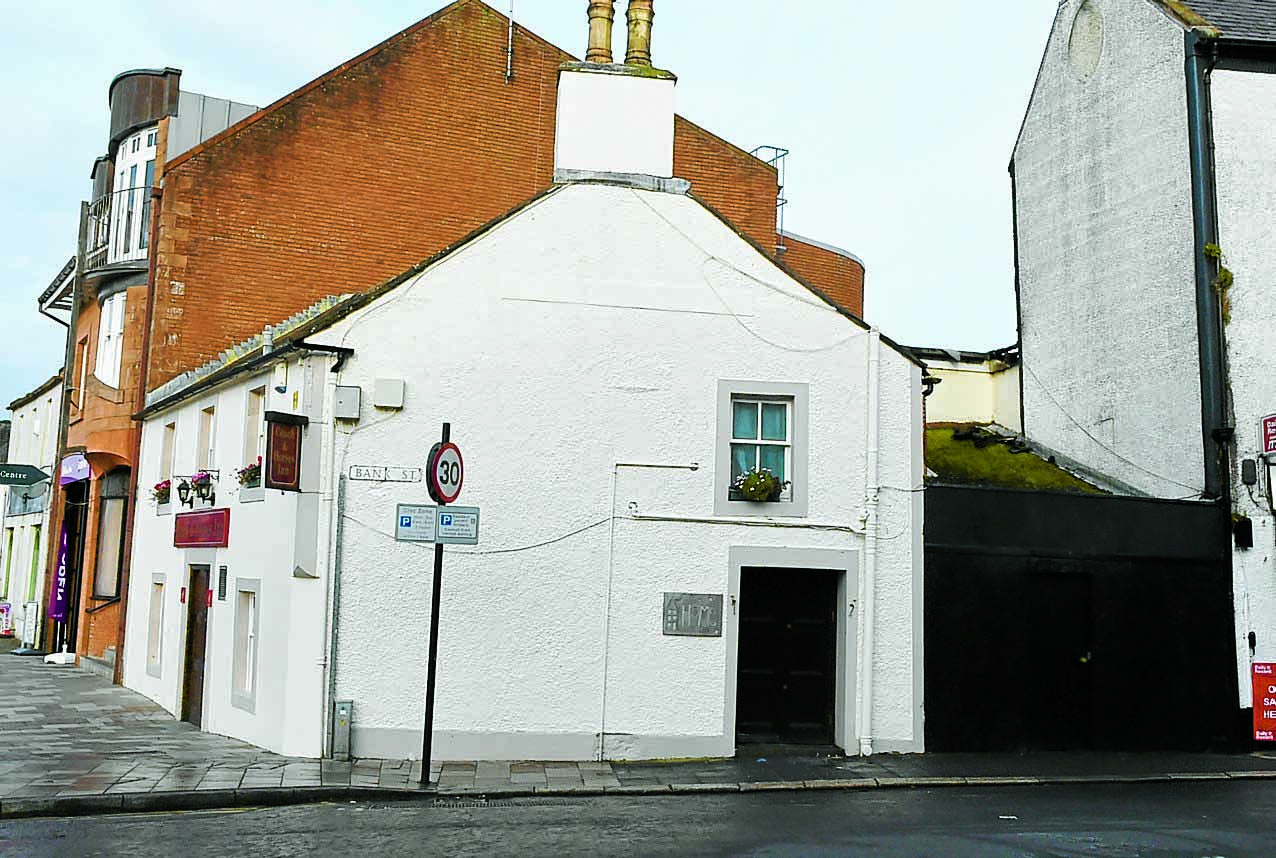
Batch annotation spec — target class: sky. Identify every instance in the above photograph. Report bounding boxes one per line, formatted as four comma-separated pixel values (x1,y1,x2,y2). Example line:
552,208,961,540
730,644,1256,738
0,0,1058,409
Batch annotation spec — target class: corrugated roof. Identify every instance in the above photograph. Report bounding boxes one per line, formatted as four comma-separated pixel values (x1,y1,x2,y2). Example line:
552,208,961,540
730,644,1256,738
1180,0,1276,42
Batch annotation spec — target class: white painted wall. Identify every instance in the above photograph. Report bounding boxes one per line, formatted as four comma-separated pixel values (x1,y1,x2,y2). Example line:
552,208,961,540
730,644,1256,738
1213,69,1276,704
1015,0,1205,498
309,182,923,761
924,359,1022,431
555,66,675,178
122,357,329,757
1,383,60,645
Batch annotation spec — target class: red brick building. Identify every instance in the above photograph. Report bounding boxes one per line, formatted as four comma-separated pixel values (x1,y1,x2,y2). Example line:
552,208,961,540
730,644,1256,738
42,0,867,678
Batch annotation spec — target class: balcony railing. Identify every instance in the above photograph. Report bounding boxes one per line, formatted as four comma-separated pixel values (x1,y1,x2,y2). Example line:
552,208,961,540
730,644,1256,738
85,186,153,271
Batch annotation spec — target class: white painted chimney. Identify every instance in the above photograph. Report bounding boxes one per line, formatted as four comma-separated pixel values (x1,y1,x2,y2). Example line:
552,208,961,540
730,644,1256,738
554,0,676,180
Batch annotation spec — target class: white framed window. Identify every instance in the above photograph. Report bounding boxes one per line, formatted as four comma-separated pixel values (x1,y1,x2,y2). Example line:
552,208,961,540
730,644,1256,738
147,574,165,678
109,126,158,264
197,405,217,471
231,579,261,712
160,422,176,482
730,397,793,500
94,292,127,388
245,386,266,468
715,381,810,518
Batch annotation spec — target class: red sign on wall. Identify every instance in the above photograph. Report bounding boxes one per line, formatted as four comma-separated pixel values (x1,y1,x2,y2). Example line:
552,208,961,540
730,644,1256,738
1255,663,1276,742
1262,416,1276,456
266,421,303,492
174,509,231,549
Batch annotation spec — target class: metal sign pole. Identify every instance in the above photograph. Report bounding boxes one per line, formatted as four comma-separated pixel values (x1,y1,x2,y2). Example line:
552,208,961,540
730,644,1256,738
420,422,450,785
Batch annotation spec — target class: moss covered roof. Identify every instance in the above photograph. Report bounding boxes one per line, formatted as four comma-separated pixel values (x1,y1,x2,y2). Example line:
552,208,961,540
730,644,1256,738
925,426,1106,495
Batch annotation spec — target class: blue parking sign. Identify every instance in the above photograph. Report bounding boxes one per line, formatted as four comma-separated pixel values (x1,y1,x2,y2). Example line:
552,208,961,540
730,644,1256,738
400,515,413,529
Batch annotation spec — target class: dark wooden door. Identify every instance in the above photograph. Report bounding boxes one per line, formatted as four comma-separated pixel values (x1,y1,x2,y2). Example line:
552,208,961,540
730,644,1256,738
181,565,211,727
736,568,839,745
1029,569,1094,750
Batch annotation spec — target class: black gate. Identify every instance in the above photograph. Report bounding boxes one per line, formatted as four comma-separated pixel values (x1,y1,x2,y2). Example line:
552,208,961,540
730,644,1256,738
925,485,1237,751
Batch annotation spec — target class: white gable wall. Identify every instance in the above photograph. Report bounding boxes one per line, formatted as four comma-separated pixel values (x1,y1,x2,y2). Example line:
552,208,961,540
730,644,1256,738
1014,0,1205,498
123,357,329,757
310,183,923,760
1213,68,1276,701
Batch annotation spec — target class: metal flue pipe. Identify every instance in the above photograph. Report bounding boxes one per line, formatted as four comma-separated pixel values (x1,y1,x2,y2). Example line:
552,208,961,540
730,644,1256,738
625,0,654,66
586,1,615,64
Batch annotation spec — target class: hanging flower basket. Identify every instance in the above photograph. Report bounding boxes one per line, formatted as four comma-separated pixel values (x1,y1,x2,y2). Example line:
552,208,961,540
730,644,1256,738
730,467,790,502
236,457,262,488
152,479,171,504
191,471,214,489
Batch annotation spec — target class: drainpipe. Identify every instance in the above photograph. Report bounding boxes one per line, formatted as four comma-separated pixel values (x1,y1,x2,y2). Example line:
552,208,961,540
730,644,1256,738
114,178,165,685
857,330,882,756
601,460,698,760
1184,29,1228,503
41,203,89,654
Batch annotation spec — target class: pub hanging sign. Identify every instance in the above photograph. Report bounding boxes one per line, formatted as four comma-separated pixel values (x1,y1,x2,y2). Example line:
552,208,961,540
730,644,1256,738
265,411,308,492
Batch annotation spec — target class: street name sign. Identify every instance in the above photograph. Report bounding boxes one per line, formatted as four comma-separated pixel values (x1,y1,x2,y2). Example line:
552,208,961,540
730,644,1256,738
396,504,438,543
350,465,423,483
0,465,50,486
436,506,479,545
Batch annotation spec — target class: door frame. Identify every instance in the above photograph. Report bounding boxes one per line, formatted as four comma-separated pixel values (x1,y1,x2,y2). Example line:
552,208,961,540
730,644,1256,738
179,550,217,725
725,546,858,753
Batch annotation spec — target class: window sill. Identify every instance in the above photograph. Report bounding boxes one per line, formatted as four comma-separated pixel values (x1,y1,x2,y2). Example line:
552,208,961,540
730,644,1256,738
715,497,807,519
238,485,265,504
231,693,256,715
146,662,162,680
156,502,172,516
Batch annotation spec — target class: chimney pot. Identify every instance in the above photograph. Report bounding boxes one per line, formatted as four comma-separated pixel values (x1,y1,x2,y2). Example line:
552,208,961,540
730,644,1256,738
586,1,615,64
625,0,654,67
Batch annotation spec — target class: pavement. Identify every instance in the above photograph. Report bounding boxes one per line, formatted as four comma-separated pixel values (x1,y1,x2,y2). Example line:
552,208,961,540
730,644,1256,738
3,647,1276,820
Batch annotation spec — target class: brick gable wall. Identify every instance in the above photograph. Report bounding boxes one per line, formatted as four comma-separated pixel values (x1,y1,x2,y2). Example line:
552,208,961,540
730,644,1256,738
151,0,861,387
779,234,865,316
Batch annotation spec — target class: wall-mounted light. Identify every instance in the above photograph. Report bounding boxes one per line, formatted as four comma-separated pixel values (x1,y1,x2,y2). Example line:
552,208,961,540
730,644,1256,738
177,480,193,508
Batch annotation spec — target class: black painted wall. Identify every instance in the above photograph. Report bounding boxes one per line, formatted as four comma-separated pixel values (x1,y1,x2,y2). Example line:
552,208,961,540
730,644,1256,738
925,485,1237,751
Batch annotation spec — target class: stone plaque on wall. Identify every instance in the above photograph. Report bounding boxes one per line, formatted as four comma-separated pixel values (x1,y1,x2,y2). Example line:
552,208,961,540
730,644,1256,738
663,593,723,637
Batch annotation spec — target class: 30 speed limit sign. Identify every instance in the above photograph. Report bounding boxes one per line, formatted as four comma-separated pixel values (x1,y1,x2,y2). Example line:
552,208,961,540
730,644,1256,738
427,442,464,504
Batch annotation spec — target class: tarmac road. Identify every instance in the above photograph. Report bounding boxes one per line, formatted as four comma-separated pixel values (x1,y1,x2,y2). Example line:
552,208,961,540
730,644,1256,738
3,780,1275,857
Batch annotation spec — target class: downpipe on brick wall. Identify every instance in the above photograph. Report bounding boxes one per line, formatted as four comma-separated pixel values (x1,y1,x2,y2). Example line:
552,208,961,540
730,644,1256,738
601,460,700,760
857,329,882,757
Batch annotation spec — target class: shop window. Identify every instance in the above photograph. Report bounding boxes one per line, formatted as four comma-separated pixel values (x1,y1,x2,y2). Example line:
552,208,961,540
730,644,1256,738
231,579,260,712
92,468,131,600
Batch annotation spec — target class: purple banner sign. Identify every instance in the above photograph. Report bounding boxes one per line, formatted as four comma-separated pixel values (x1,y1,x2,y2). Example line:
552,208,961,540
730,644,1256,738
60,453,90,485
48,524,70,623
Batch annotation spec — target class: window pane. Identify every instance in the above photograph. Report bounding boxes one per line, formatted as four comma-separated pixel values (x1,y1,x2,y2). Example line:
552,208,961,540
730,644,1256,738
732,402,758,440
731,444,756,479
93,497,126,598
761,403,787,441
759,445,786,481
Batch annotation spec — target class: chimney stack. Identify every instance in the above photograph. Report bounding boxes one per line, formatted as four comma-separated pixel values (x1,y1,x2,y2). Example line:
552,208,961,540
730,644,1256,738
586,1,615,64
554,0,676,180
625,0,654,66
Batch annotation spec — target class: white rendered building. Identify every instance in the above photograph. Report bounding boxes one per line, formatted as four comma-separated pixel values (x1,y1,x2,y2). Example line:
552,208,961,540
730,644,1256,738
122,13,925,761
1013,0,1276,726
1,374,62,647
